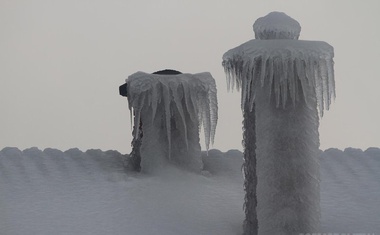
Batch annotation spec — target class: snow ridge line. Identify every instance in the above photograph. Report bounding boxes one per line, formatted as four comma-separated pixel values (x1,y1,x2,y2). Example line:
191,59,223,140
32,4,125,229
0,147,126,182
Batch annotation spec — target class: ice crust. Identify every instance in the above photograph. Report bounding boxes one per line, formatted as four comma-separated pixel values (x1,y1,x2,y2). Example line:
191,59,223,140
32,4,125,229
254,86,321,233
223,39,335,116
126,72,218,155
253,12,301,40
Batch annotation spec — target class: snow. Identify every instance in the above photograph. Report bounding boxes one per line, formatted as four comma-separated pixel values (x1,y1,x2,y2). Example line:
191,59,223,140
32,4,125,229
0,147,243,235
253,12,301,40
223,39,335,116
125,72,218,172
0,147,379,234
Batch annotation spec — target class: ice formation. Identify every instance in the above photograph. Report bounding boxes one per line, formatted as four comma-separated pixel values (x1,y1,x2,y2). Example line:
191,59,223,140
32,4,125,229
253,11,301,40
241,101,257,235
223,39,335,116
222,12,335,234
125,71,218,171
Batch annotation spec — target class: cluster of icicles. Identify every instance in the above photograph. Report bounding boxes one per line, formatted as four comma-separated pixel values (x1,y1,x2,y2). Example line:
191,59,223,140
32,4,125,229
223,39,335,116
126,72,218,153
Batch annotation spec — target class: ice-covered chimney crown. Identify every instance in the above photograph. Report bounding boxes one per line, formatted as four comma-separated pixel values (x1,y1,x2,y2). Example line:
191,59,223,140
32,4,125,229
253,12,301,40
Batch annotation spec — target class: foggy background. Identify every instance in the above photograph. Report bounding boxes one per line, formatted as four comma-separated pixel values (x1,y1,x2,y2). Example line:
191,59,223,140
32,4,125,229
1,0,379,153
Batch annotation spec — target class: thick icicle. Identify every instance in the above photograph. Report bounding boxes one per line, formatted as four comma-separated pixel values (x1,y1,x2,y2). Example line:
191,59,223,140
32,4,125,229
171,82,189,150
162,84,172,160
222,39,335,115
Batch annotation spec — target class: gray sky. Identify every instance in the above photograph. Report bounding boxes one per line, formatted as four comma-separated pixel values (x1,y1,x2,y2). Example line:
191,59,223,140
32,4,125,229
1,0,379,153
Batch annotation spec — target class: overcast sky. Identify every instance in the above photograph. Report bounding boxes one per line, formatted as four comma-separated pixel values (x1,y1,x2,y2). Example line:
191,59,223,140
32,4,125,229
1,0,379,153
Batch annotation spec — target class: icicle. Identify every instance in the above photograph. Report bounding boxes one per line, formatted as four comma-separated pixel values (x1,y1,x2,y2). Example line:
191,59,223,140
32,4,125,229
326,58,336,108
127,86,134,129
313,59,323,116
194,72,218,150
320,58,329,112
151,83,158,124
297,57,309,107
260,55,268,85
225,65,232,92
222,39,335,115
171,82,189,150
162,84,172,160
208,78,218,146
288,59,296,107
126,71,218,162
273,57,281,107
189,82,200,121
281,56,289,108
249,75,256,112
230,66,236,91
241,64,250,110
202,92,211,151
305,56,313,84
129,109,133,131
268,57,274,100
183,83,196,123
133,95,145,140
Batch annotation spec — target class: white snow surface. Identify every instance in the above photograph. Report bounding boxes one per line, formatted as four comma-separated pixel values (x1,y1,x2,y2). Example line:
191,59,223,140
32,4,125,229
126,72,218,152
1,147,380,234
223,39,335,116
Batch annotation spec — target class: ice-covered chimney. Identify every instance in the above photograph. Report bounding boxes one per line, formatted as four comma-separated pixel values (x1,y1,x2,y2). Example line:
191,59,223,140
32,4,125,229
120,70,218,173
223,11,335,234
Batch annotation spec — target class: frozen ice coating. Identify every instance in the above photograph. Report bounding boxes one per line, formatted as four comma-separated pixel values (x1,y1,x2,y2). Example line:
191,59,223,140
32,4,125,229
126,71,218,170
224,11,335,116
223,38,335,116
253,12,301,40
222,11,335,234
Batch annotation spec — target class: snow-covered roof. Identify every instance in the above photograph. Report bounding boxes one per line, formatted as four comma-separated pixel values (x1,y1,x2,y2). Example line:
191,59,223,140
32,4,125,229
1,147,380,234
